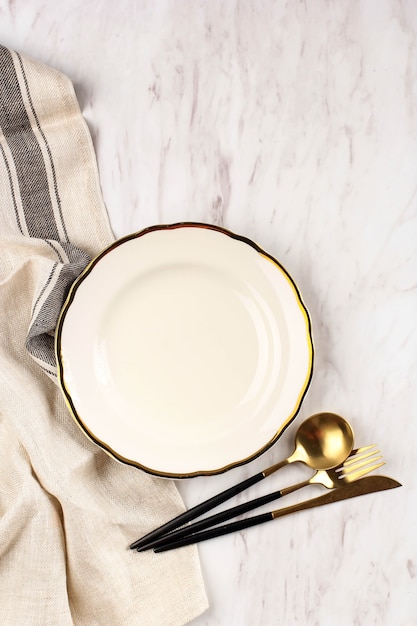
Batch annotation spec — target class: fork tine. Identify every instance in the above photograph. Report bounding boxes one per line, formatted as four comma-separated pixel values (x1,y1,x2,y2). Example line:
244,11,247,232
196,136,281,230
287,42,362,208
351,444,375,454
336,443,385,483
340,460,385,482
342,445,379,466
339,453,383,475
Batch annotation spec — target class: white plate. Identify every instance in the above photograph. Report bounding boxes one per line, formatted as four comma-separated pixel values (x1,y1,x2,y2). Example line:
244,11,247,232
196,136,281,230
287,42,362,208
56,223,313,477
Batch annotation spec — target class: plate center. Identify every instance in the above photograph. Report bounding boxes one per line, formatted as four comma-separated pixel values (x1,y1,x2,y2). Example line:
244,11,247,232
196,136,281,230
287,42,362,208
94,264,269,434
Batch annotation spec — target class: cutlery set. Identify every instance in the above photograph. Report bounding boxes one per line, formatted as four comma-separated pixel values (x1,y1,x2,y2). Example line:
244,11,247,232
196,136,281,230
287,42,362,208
130,413,401,553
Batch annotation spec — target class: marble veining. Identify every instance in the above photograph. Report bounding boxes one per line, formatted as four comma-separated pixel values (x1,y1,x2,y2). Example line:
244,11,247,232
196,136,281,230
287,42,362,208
1,1,416,624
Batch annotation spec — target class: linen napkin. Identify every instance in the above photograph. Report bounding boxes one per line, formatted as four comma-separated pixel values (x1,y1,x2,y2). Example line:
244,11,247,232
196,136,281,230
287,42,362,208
0,45,208,625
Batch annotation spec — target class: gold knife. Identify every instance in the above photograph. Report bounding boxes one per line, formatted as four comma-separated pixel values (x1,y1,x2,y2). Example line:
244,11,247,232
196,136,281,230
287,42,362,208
153,476,401,552
271,475,401,519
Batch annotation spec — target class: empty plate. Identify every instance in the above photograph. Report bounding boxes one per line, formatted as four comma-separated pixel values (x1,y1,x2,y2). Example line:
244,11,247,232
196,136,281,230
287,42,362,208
56,223,313,477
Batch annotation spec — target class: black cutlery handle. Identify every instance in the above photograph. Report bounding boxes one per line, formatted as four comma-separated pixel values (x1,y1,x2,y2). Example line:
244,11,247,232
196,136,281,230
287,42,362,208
154,512,274,552
139,488,284,551
130,471,265,550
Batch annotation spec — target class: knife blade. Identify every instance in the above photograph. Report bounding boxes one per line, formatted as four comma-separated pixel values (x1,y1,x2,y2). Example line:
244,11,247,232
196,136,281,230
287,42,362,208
271,475,402,519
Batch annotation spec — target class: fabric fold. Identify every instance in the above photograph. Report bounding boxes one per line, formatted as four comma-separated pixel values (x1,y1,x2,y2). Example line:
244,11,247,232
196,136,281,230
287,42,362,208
0,44,208,625
25,240,91,376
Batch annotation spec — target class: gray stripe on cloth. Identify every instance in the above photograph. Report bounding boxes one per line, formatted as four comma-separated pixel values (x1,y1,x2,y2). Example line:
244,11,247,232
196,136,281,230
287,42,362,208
0,140,24,234
31,263,60,321
0,45,60,240
26,249,90,373
57,241,91,265
15,51,69,243
45,239,66,264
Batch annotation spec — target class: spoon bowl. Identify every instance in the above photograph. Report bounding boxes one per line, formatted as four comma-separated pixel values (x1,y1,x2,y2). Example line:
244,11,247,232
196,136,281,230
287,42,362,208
264,412,354,476
293,412,355,470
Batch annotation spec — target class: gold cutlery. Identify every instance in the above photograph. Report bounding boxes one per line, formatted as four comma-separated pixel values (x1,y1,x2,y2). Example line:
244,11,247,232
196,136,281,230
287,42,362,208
153,475,401,552
138,445,383,552
130,412,354,550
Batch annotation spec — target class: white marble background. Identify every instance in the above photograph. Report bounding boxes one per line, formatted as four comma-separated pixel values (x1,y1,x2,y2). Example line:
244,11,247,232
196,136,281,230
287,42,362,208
1,1,416,624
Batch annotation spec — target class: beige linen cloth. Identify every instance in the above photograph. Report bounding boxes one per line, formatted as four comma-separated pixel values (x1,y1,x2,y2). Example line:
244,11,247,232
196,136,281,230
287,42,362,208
0,46,208,625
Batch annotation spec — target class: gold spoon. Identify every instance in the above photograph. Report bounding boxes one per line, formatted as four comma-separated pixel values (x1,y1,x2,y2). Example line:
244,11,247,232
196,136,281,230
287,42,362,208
263,411,354,476
130,412,354,550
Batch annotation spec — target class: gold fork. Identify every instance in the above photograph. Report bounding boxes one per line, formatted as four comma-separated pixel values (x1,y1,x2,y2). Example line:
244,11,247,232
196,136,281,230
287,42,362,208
138,445,384,551
280,444,384,495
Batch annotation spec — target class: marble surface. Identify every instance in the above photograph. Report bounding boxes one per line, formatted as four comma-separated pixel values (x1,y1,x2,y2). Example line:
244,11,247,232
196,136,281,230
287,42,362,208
1,1,416,624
